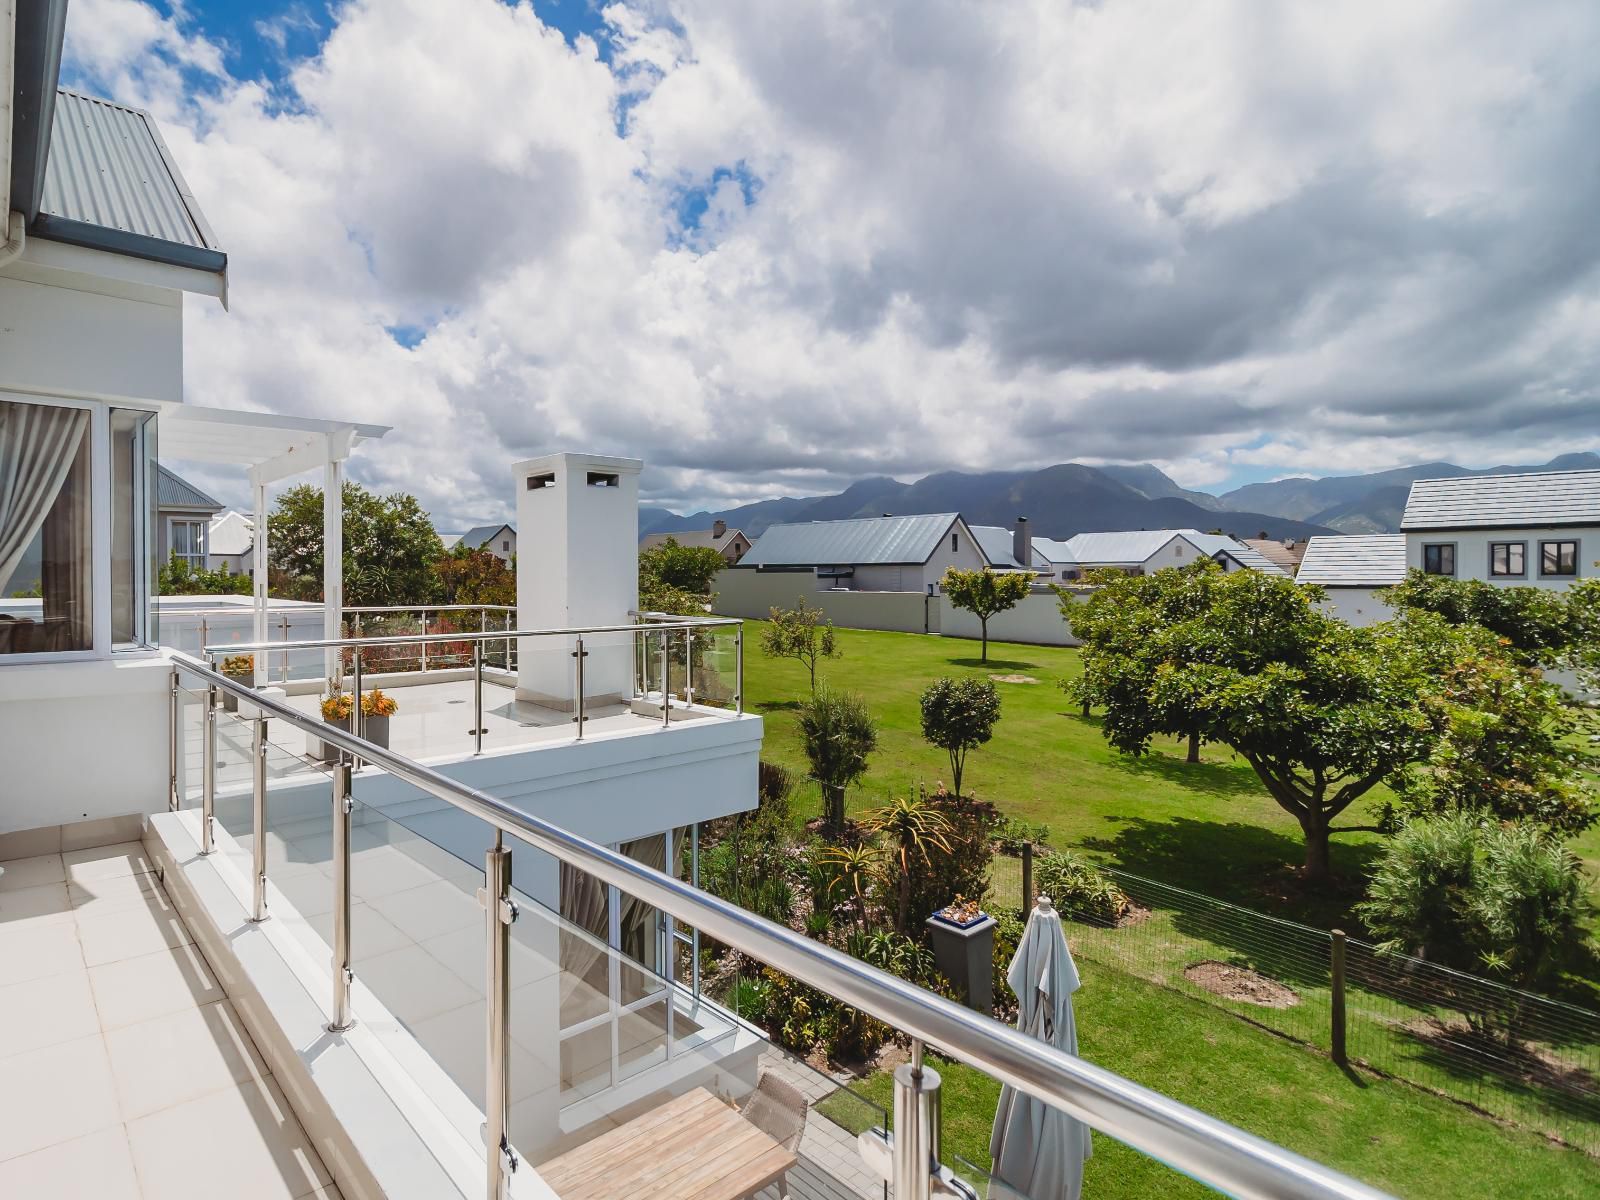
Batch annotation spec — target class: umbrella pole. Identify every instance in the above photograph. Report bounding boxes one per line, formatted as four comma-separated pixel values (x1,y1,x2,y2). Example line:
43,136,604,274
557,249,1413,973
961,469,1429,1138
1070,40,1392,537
893,1038,942,1200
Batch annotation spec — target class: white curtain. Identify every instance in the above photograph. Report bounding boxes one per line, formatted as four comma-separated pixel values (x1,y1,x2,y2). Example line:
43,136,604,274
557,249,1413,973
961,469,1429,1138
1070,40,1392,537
0,403,89,596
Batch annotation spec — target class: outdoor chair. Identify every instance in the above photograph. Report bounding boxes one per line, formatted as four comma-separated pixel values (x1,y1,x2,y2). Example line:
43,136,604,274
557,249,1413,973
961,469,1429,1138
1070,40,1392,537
738,1071,808,1199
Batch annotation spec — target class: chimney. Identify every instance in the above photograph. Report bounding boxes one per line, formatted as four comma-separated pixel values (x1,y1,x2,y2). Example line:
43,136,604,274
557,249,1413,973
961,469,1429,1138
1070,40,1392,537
712,519,726,539
1013,516,1031,568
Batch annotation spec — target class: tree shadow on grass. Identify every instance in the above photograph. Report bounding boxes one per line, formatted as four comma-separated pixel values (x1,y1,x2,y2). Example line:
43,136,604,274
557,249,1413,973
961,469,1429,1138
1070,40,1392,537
1107,749,1265,799
944,656,1041,671
755,699,804,713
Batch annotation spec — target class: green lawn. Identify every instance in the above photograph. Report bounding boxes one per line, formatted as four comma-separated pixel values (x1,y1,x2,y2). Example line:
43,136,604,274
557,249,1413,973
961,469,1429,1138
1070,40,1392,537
726,619,1600,938
843,958,1600,1199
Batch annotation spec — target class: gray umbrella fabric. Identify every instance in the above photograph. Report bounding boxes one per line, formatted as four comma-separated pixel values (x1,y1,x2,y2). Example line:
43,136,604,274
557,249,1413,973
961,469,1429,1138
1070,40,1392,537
989,895,1092,1199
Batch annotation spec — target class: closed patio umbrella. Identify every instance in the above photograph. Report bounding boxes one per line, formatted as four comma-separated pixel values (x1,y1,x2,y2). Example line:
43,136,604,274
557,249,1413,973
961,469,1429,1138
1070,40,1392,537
989,895,1092,1199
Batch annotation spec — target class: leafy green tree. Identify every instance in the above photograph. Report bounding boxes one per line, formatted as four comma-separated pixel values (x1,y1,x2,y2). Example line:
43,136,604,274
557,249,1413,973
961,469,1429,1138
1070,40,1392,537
267,482,442,606
940,566,1033,663
638,536,725,615
760,597,839,692
157,552,250,596
797,686,877,835
1385,571,1579,665
865,795,953,934
432,546,515,606
1068,562,1480,882
1357,814,1590,1010
919,676,1001,798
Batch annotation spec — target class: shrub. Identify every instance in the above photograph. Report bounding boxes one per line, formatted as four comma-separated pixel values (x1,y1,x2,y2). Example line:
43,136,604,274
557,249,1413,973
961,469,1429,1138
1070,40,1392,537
725,976,769,1024
1034,851,1129,923
990,908,1026,1015
919,677,1001,797
911,790,999,926
756,761,796,825
1357,813,1591,1009
759,966,892,1061
993,815,1051,856
320,692,353,721
798,687,878,834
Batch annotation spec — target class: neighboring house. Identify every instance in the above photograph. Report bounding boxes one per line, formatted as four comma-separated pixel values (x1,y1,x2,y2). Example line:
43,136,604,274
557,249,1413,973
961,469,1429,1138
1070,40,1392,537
968,517,1049,574
737,512,990,591
453,522,516,563
1296,534,1407,627
207,509,255,574
1401,468,1600,590
640,519,753,565
157,465,224,570
1030,528,1291,581
1244,537,1307,575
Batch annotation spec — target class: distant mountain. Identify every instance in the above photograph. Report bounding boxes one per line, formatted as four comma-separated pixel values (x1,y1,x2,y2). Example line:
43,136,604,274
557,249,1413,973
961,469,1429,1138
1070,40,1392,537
639,461,1332,542
1220,452,1600,533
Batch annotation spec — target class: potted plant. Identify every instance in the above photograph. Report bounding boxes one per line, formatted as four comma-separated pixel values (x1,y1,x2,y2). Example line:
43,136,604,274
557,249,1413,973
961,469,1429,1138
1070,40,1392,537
926,894,996,1015
220,655,255,713
361,689,398,751
317,691,354,763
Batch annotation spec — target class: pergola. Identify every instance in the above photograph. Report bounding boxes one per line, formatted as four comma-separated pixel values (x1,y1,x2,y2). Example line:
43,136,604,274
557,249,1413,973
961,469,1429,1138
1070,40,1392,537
155,403,391,684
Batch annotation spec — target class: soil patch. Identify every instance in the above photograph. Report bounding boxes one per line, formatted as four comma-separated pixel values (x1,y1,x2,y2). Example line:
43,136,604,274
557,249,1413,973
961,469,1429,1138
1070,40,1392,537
989,673,1039,684
1116,901,1152,928
1402,1016,1598,1094
1184,960,1300,1008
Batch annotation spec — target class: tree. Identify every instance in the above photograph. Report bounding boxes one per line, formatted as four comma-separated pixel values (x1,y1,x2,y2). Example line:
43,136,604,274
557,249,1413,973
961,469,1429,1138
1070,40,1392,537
940,567,1033,663
1357,814,1590,1010
865,795,953,934
433,546,515,606
1385,571,1578,665
1068,561,1485,882
797,686,877,834
919,677,1001,798
267,482,443,606
639,537,724,615
158,553,250,596
760,597,839,692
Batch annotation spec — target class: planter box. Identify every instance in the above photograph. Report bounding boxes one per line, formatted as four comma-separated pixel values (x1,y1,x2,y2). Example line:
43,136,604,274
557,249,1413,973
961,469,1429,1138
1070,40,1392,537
312,714,352,763
363,714,391,751
926,910,996,1015
220,673,252,712
311,712,392,762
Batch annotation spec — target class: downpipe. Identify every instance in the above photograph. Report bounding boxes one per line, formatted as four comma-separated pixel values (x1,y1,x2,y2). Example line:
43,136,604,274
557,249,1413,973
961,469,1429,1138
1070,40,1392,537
0,212,26,271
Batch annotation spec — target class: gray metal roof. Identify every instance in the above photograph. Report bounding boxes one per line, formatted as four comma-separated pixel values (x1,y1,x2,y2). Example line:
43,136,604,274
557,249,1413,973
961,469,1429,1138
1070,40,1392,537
1401,469,1600,530
457,524,514,550
968,525,1026,569
1295,535,1407,587
34,89,226,273
1030,537,1078,566
1065,529,1189,566
640,527,747,554
156,465,223,512
1183,532,1291,577
741,513,961,567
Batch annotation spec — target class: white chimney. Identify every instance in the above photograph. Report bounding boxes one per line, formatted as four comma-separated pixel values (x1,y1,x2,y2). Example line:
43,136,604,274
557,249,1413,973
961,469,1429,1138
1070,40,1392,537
514,452,642,708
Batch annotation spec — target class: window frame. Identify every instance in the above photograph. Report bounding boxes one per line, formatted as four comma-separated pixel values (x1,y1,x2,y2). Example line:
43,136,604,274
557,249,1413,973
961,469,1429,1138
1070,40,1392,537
1488,540,1527,579
1539,539,1580,579
1422,542,1457,577
167,517,209,570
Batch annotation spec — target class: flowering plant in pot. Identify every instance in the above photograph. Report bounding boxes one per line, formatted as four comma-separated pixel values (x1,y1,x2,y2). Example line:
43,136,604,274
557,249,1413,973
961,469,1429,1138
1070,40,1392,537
361,689,398,750
219,654,254,712
317,691,354,763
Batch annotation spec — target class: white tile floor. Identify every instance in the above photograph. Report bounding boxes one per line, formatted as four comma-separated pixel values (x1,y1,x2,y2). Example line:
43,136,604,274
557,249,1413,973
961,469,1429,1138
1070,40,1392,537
0,843,340,1200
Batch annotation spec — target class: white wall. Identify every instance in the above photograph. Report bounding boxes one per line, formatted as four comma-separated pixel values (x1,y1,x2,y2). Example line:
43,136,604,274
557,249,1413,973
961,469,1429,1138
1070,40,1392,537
939,589,1082,646
715,569,934,632
1405,527,1599,590
0,656,171,834
1317,587,1394,628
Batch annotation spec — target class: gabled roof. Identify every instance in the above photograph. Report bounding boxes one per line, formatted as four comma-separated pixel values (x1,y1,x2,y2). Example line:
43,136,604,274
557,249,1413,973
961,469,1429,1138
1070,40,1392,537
1183,532,1291,577
207,510,254,556
1243,538,1305,573
1030,536,1078,567
1296,535,1407,588
741,513,962,567
640,527,749,554
1401,469,1600,530
156,465,223,512
967,525,1027,570
457,524,515,550
1065,529,1189,566
35,89,226,276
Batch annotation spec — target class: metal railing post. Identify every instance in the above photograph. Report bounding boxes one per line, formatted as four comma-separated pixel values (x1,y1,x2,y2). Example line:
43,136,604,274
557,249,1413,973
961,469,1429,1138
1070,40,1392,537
250,715,269,922
329,763,354,1032
504,609,512,671
483,834,517,1197
199,616,209,658
690,822,701,1000
1331,929,1348,1066
168,668,180,811
280,613,291,682
201,661,217,855
892,1039,940,1200
660,629,671,726
473,642,485,755
351,647,364,770
420,609,429,673
684,628,694,706
735,626,743,715
573,635,587,740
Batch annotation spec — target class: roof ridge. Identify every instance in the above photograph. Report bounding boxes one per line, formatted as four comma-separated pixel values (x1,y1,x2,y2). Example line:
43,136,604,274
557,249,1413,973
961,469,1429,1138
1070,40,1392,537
1414,467,1600,485
54,86,152,117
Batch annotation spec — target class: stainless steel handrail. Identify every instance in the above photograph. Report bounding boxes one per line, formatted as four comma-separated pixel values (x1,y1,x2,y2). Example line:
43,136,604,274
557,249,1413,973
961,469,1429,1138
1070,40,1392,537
205,616,740,657
171,649,1389,1200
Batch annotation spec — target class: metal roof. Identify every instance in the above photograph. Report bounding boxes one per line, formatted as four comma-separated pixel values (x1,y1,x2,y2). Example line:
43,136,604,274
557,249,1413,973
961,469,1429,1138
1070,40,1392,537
207,511,255,556
156,465,223,511
1065,529,1189,566
1295,535,1408,587
640,527,747,554
741,513,961,567
34,89,226,274
968,525,1025,569
1400,469,1600,530
1030,537,1078,567
1183,532,1291,577
457,524,515,550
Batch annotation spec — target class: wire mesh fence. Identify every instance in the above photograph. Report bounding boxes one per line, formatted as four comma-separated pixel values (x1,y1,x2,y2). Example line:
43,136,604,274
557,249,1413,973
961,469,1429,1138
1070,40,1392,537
992,851,1600,1155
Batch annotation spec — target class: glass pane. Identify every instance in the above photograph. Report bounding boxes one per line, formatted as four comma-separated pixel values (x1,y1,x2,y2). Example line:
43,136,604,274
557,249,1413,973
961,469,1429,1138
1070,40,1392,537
111,409,155,645
0,401,93,653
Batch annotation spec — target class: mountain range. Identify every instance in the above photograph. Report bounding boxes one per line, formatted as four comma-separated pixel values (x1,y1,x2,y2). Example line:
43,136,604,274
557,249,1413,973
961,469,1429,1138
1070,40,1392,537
638,452,1600,544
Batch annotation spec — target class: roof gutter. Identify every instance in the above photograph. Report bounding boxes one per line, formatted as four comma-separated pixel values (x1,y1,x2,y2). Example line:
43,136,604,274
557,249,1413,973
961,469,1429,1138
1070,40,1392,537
10,0,67,223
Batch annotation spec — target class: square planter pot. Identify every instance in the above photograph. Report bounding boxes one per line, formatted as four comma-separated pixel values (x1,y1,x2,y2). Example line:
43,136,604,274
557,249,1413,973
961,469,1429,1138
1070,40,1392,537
926,910,996,1015
362,713,391,751
313,713,352,763
220,673,252,712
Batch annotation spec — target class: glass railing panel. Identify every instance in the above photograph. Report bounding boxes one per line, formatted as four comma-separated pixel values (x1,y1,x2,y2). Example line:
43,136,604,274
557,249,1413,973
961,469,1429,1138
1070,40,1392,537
172,680,210,808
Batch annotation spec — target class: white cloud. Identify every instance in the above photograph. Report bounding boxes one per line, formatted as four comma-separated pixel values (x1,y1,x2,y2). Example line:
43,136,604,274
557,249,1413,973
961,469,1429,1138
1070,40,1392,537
62,0,1600,522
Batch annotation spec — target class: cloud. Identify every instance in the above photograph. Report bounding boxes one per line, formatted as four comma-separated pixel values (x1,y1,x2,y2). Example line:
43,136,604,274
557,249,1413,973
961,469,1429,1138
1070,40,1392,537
61,0,1600,522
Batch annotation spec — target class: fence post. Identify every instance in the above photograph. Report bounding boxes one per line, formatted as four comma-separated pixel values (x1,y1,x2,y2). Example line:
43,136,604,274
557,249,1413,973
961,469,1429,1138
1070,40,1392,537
1021,842,1034,913
1330,929,1347,1066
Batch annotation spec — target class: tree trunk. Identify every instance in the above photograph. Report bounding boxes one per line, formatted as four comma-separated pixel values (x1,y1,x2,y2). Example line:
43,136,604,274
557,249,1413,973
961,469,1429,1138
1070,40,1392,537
1186,730,1200,764
823,784,846,836
980,619,989,663
1301,818,1332,882
1081,700,1090,718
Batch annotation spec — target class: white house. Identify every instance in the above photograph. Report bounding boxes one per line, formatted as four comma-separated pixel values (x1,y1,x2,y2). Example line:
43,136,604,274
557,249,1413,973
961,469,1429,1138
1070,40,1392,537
1402,468,1600,589
1029,528,1290,582
737,511,992,592
452,520,517,563
1295,534,1407,627
206,508,255,574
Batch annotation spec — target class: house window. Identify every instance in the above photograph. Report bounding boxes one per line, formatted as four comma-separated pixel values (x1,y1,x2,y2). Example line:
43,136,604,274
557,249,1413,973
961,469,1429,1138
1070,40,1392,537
501,539,509,552
0,400,95,655
951,533,958,553
1489,542,1525,578
1422,543,1455,576
1541,540,1579,577
171,519,207,569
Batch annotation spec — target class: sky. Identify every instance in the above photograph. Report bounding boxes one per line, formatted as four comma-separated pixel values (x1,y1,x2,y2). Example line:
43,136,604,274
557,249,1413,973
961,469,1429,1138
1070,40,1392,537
59,0,1600,526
